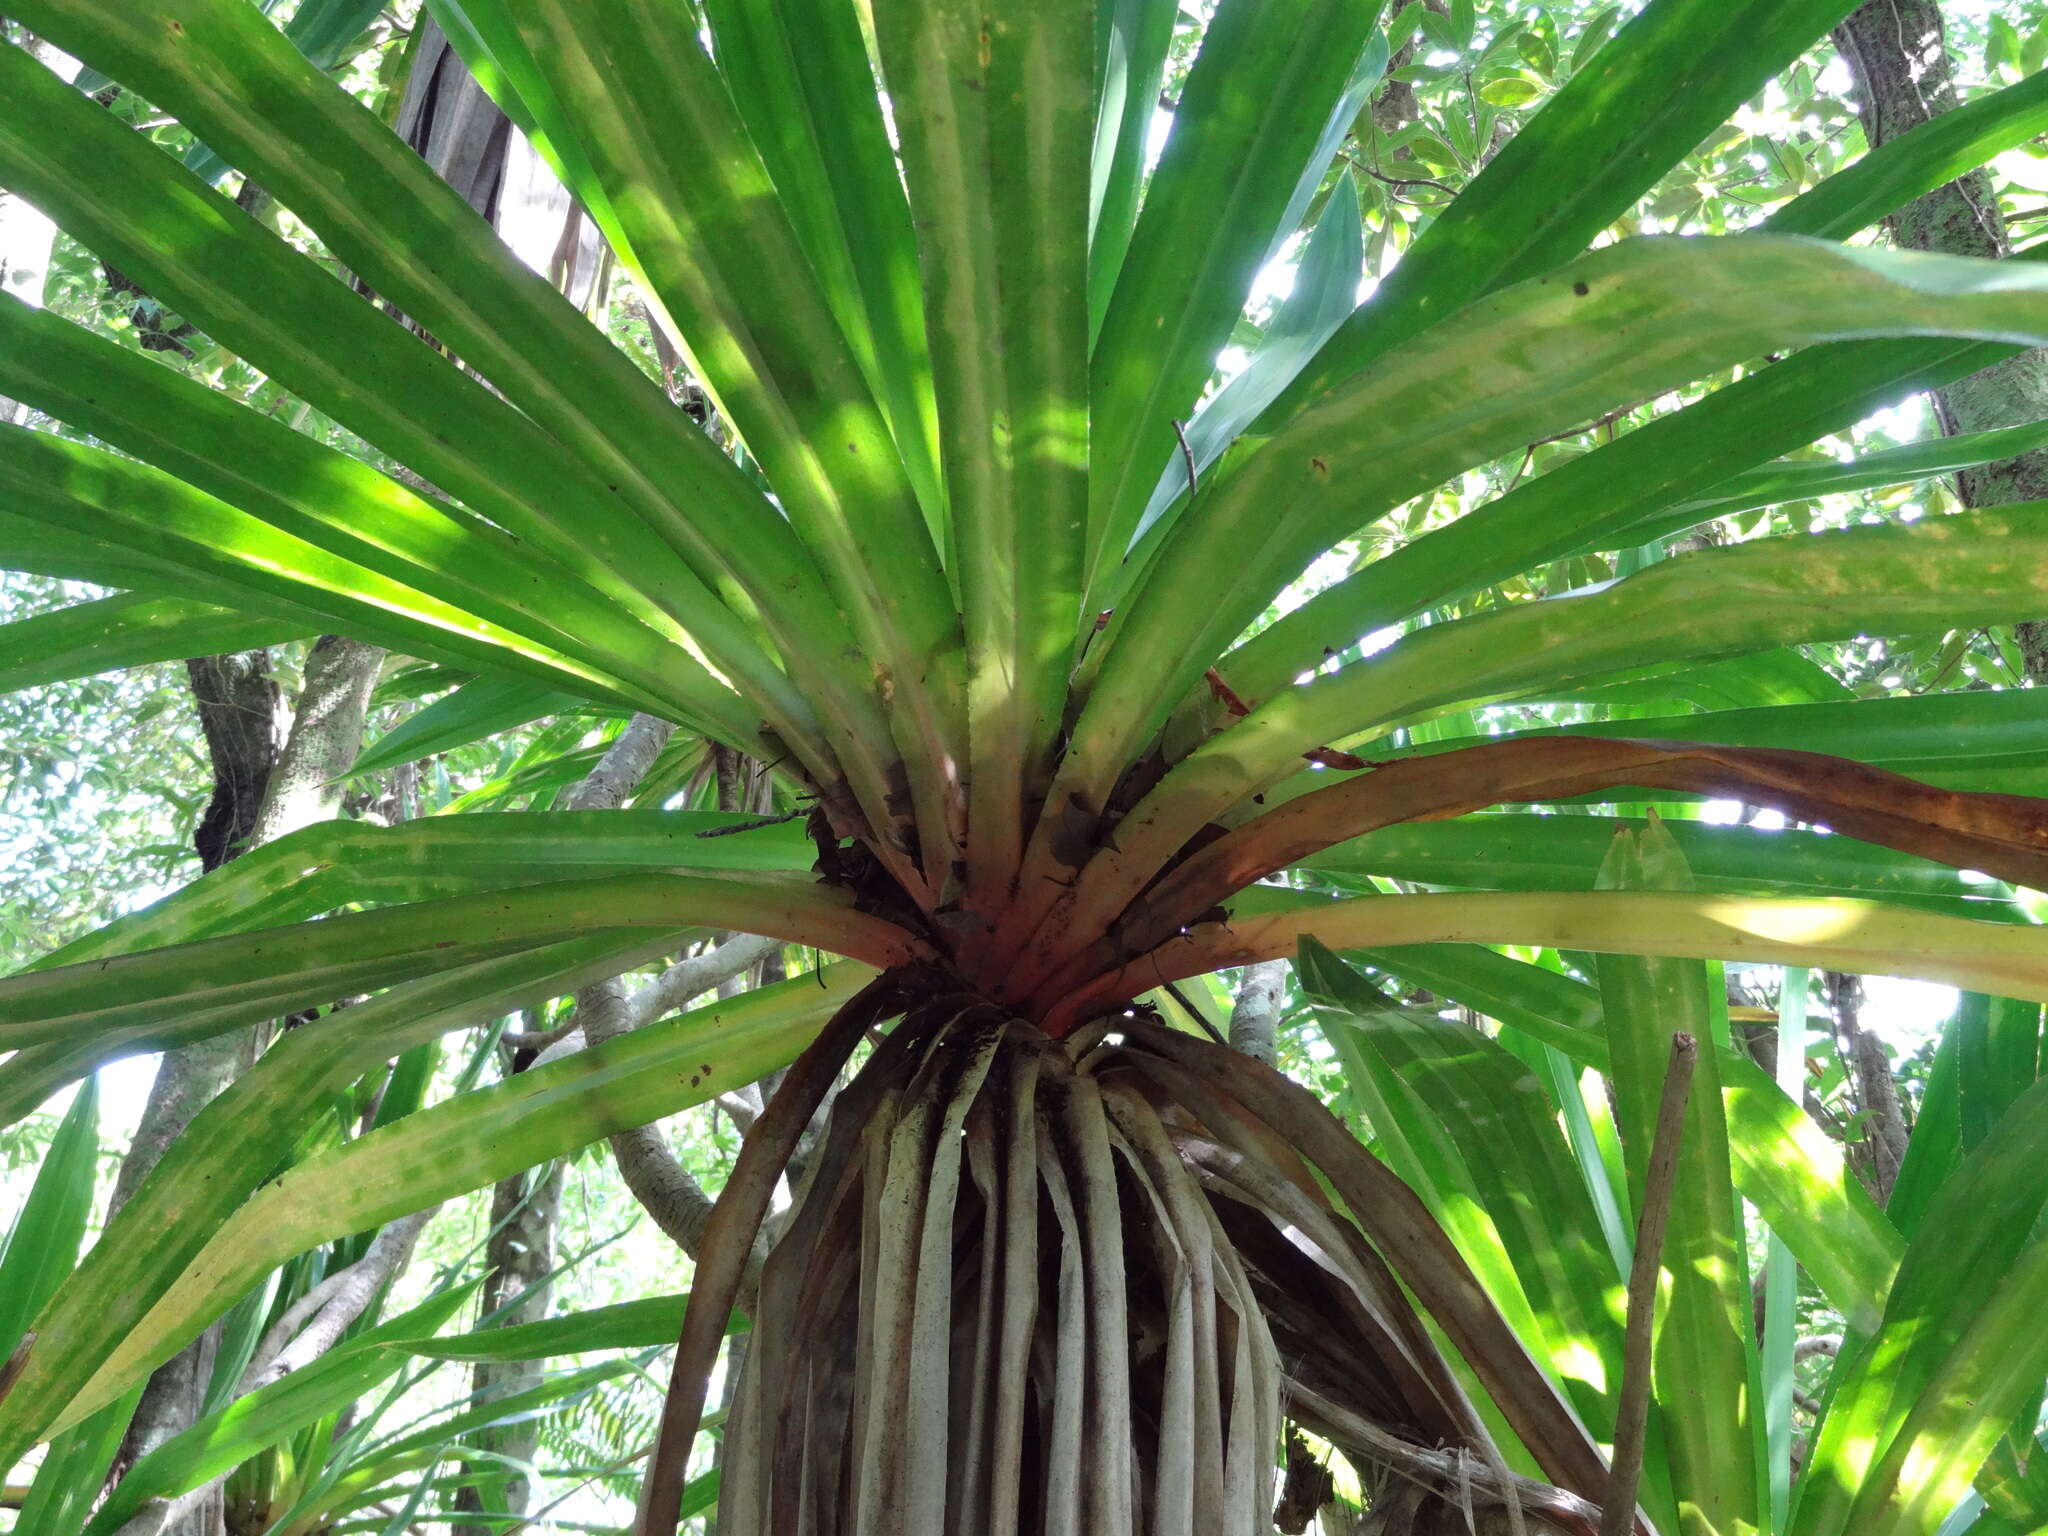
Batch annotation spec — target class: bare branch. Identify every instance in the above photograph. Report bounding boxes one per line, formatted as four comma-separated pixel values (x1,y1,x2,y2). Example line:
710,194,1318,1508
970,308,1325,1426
566,712,677,812
625,932,781,1030
578,977,720,1256
497,1015,583,1053
1602,1033,1698,1536
238,1206,437,1394
1227,959,1289,1067
116,1205,436,1536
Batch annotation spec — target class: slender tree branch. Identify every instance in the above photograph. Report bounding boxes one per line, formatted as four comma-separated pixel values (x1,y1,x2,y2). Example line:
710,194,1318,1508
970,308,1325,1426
1602,1033,1698,1536
627,932,781,1030
553,715,782,1262
238,1207,436,1394
497,1015,583,1053
1337,150,1457,197
717,1089,765,1134
566,712,676,813
116,1205,436,1536
1227,959,1289,1067
577,976,722,1258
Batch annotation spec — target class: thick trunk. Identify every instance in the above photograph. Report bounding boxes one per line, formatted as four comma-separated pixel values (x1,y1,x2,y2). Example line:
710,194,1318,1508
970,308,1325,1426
657,992,1609,1536
101,652,282,1536
1822,3,2048,1196
106,642,380,1536
1835,0,2048,678
178,652,286,885
247,636,380,845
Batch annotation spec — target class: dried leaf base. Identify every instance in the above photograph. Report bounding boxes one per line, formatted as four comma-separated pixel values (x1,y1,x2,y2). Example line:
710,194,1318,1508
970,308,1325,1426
685,1000,1614,1536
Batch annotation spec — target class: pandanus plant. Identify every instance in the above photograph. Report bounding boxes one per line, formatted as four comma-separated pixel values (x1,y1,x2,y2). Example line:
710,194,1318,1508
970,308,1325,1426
11,0,2048,1530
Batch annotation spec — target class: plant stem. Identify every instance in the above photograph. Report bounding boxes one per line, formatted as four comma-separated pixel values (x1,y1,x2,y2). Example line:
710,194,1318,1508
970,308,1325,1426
1603,1031,1699,1536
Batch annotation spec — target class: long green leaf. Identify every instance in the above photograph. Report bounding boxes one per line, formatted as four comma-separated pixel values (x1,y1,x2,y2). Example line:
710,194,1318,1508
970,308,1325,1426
81,1286,477,1536
0,937,677,1468
292,1360,637,1533
1692,427,2048,553
1088,0,1181,326
1216,146,2048,711
1763,968,1811,1534
1956,991,2044,1156
1088,0,1382,589
0,593,304,695
1108,503,2048,891
1595,824,1758,1536
183,0,385,183
0,9,867,805
1298,943,1637,1457
0,872,915,1054
1765,68,2048,242
1355,688,2048,792
699,0,945,528
387,1294,713,1361
8,1389,143,1536
0,423,693,729
0,1077,97,1363
1355,939,1902,1332
1591,419,2048,556
349,677,593,780
1125,172,1366,559
1070,237,2048,834
870,0,1092,898
0,295,763,745
0,509,379,626
1304,814,2028,921
1064,587,2048,969
1295,941,1562,1380
42,964,871,1441
39,811,815,972
496,0,965,865
1180,890,2048,1020
1348,941,1612,1066
1213,313,2042,713
1267,0,1863,410
1532,647,1853,713
5,0,785,603
0,46,709,639
1794,1078,2048,1536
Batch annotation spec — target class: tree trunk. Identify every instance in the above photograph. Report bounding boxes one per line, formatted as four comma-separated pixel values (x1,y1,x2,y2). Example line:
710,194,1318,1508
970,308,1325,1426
451,1165,563,1536
100,651,282,1536
105,641,380,1536
1228,959,1289,1067
248,636,381,845
1825,971,1911,1203
100,11,586,1522
1823,2,2048,1204
1834,0,2048,679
